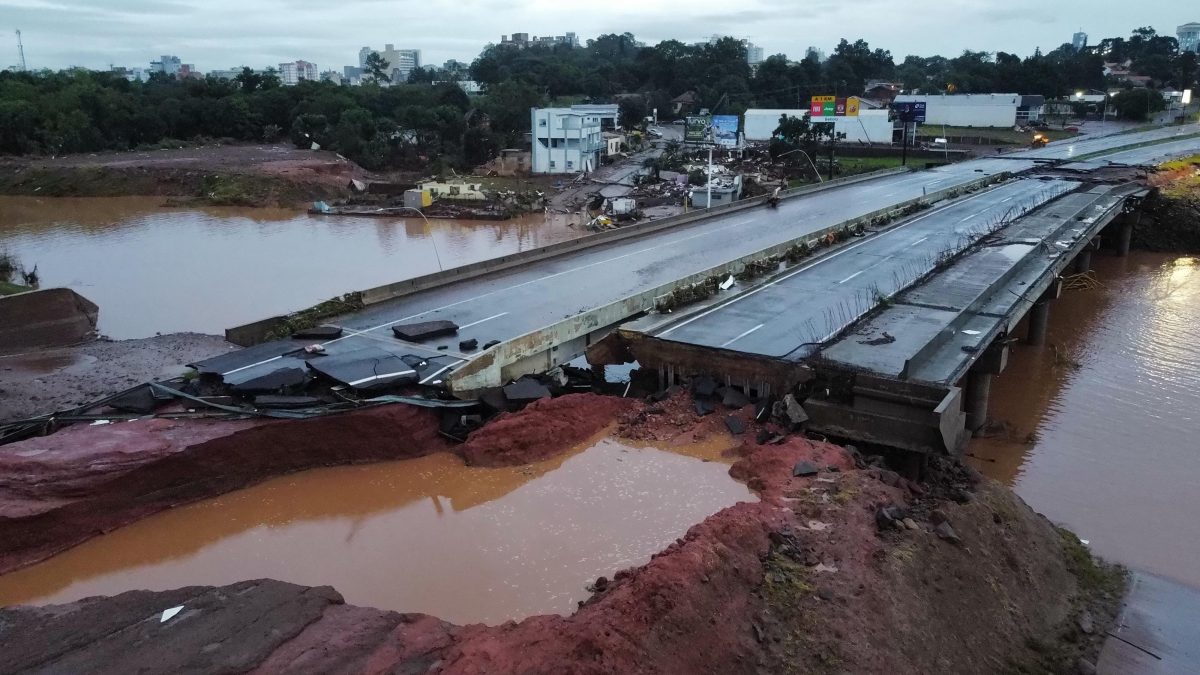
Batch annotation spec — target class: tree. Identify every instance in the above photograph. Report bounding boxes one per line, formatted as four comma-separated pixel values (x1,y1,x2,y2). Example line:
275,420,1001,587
364,52,391,83
618,97,647,129
1111,88,1166,120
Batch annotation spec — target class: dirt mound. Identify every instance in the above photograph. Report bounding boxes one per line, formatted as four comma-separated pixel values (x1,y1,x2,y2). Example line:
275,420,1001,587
0,404,451,574
0,394,1121,673
460,393,637,467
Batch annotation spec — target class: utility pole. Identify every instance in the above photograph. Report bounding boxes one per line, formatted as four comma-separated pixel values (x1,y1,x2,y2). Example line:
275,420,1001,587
706,146,713,208
15,30,27,72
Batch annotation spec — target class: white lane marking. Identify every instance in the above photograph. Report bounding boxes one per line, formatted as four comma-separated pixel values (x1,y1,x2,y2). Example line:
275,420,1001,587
957,213,977,223
721,323,764,347
838,270,866,284
659,188,1002,336
458,312,509,330
419,364,457,385
347,369,416,387
1000,196,1014,203
222,355,282,376
908,236,930,248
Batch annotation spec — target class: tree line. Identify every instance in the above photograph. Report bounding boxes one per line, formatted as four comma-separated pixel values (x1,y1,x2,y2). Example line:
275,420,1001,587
1,26,1196,169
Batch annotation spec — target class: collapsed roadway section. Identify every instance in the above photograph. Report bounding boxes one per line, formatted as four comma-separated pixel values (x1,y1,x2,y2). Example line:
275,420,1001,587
601,177,1146,459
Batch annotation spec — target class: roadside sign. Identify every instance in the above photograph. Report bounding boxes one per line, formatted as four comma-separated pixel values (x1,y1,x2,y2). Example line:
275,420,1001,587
835,98,847,116
684,115,712,143
894,101,927,123
712,115,738,147
846,97,860,117
809,101,824,117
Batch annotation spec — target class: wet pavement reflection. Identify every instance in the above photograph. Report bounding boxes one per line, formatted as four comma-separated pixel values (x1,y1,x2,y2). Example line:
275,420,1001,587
969,252,1200,586
0,196,585,339
0,432,753,624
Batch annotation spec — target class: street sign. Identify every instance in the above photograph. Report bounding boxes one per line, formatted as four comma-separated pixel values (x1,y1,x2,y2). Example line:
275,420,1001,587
893,101,927,123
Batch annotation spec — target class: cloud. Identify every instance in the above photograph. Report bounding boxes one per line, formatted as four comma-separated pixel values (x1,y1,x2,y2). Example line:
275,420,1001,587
2,0,1184,73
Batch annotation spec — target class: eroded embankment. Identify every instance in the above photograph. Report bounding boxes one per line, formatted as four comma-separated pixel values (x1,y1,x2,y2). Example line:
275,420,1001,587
1140,156,1200,251
0,389,1121,674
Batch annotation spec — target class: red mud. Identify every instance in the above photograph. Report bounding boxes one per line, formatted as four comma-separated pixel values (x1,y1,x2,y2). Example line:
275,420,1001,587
0,392,1115,674
0,405,450,574
459,393,638,467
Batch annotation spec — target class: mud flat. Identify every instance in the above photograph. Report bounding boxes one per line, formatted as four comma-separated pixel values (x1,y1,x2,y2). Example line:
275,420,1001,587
0,389,1121,674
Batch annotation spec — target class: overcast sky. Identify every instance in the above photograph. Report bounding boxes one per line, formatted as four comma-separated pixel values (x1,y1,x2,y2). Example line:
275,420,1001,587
2,0,1193,72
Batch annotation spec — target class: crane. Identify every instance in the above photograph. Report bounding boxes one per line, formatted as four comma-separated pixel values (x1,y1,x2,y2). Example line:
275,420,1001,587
16,29,27,71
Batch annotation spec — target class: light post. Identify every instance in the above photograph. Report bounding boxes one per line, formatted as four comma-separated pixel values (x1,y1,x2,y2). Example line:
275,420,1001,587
395,206,443,272
1075,89,1110,127
776,148,823,184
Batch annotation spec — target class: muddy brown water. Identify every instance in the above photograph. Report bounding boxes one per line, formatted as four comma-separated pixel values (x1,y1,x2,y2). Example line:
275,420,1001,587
0,196,584,339
0,433,753,624
969,252,1200,587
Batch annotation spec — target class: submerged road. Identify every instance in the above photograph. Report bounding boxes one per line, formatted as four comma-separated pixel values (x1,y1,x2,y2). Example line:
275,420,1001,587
651,179,1078,358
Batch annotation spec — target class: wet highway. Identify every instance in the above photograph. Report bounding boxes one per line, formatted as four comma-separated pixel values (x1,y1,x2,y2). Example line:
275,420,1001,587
217,126,1200,384
651,179,1078,358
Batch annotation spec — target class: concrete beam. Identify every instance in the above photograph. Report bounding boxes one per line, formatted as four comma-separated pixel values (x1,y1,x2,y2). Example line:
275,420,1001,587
964,370,992,433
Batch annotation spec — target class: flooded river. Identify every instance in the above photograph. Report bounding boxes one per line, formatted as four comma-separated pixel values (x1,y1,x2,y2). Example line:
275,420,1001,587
0,196,584,339
970,252,1200,587
0,434,752,624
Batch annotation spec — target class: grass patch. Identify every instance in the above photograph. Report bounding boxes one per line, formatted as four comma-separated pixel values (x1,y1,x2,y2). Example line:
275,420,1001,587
0,280,31,296
1057,527,1126,597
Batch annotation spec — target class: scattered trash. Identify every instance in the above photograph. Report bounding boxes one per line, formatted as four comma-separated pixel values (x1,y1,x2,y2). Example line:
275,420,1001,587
813,563,839,574
719,275,735,291
89,420,112,426
160,605,184,623
502,378,552,405
459,338,479,351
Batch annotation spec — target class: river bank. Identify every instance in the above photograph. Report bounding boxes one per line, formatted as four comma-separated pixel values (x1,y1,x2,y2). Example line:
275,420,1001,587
0,144,366,207
0,389,1120,674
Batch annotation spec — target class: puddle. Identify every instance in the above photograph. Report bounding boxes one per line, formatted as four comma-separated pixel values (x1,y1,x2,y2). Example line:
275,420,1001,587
0,434,753,624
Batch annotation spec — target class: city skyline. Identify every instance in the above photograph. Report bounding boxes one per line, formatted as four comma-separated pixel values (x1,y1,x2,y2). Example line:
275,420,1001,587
1,0,1191,73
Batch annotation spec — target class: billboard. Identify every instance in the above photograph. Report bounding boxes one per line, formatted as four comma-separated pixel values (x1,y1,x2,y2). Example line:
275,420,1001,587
811,95,860,118
712,115,739,147
684,115,712,143
893,101,927,123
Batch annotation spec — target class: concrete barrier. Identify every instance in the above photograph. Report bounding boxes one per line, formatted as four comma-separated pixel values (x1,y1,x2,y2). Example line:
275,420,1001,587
0,288,99,354
225,168,910,345
446,172,1011,394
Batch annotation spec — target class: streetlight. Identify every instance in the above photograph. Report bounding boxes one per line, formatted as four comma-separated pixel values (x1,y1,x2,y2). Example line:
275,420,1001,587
776,148,823,184
394,206,444,272
1075,89,1110,126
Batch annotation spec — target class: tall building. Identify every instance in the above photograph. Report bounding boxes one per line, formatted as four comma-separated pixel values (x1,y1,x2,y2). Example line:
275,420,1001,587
1072,31,1088,51
805,46,826,62
359,45,421,82
149,55,182,77
279,60,318,86
1179,23,1200,54
745,41,764,66
499,32,578,49
531,107,603,174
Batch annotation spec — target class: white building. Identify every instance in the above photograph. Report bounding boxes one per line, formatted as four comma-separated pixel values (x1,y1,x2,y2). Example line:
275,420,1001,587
745,42,764,66
1072,31,1088,52
893,93,1019,128
279,60,318,85
567,103,619,130
1180,23,1200,54
531,108,603,174
359,45,421,83
743,108,894,145
149,55,181,77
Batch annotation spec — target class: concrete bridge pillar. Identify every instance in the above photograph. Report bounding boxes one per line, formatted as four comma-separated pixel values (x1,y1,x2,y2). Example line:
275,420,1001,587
1116,221,1133,257
965,371,992,434
1074,247,1093,274
1026,301,1051,347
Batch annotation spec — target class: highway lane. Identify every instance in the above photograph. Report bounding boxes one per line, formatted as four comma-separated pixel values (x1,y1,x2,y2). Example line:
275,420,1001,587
1082,137,1200,165
327,161,1022,353
212,126,1200,382
652,179,1078,358
1017,123,1200,160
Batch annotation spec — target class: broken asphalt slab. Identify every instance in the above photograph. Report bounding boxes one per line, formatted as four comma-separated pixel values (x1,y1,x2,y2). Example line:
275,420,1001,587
392,320,459,342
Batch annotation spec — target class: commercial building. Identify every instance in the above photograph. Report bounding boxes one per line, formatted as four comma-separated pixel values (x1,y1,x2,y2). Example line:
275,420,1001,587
893,93,1019,128
1179,23,1200,54
530,107,603,174
359,45,421,83
805,46,825,62
745,41,764,66
499,32,578,49
279,60,318,86
149,55,182,77
1072,31,1088,52
567,103,619,130
743,107,894,145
